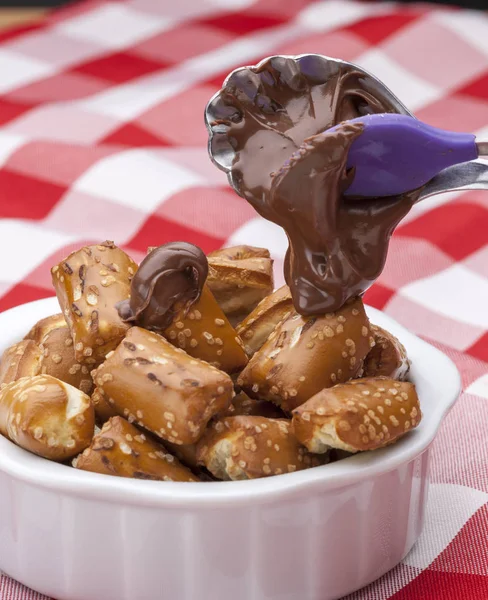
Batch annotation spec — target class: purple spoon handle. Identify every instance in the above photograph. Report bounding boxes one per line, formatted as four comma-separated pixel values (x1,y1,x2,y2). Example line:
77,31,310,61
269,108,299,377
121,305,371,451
340,114,478,198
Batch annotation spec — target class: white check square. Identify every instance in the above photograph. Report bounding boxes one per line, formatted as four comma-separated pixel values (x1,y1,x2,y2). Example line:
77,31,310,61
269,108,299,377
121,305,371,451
403,483,488,569
0,221,75,282
0,49,53,94
356,49,442,112
74,149,205,212
56,4,173,50
400,264,488,329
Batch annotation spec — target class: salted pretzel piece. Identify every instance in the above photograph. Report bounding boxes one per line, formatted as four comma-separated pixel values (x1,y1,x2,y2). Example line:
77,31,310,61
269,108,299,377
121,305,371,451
0,341,42,389
75,416,199,482
0,375,94,460
238,297,374,412
293,377,421,454
197,415,325,480
206,245,274,325
236,285,293,356
51,241,137,365
25,313,93,394
163,284,248,374
92,326,234,445
363,325,410,381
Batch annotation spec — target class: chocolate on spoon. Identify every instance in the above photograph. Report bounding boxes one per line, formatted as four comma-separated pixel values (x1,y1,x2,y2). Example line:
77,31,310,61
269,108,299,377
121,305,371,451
205,54,420,316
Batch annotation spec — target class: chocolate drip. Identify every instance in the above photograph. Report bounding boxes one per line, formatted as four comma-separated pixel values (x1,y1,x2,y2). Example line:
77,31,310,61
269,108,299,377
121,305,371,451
117,242,208,332
210,56,420,314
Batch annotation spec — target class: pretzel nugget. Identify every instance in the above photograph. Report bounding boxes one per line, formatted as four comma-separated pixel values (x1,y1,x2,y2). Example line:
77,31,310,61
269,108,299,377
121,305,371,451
52,241,137,364
236,285,293,356
363,325,410,381
293,377,421,454
208,245,271,261
117,242,248,373
163,440,199,471
0,375,94,461
164,285,248,373
238,297,373,412
25,314,93,394
224,391,286,419
206,245,274,325
197,415,324,480
0,341,42,388
75,416,199,482
91,386,118,426
92,326,234,445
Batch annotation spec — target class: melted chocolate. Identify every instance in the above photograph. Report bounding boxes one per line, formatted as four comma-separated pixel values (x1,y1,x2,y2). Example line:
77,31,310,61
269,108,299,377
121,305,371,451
209,56,420,314
117,242,208,332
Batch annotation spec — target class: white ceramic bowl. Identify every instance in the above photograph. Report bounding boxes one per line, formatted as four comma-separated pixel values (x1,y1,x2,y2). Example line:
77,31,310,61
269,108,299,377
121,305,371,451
0,297,460,600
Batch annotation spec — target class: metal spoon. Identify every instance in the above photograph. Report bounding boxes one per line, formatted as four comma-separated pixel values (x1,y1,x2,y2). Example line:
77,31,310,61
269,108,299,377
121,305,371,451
205,53,488,201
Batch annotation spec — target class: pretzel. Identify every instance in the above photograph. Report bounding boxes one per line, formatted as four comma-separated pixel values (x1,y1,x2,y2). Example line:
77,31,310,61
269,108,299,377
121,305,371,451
51,241,137,365
91,386,118,426
206,245,274,326
196,415,324,480
363,325,410,380
24,313,93,394
237,297,374,412
163,440,199,471
92,326,234,445
0,341,42,388
292,377,421,453
208,245,271,261
0,375,94,461
75,416,199,482
224,391,286,419
236,285,293,356
163,284,248,374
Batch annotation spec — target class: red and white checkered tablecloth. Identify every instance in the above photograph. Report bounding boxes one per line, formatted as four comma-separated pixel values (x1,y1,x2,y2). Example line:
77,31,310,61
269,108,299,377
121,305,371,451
0,0,487,598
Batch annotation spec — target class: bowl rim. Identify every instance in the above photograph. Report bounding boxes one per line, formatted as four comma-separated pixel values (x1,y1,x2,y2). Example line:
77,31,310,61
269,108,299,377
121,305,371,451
0,297,461,508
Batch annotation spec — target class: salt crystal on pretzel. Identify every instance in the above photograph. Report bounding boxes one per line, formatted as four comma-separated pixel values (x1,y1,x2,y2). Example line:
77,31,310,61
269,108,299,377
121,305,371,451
293,377,421,454
25,313,93,394
52,241,137,365
238,297,373,412
75,416,199,482
197,415,325,480
0,375,94,461
92,326,234,445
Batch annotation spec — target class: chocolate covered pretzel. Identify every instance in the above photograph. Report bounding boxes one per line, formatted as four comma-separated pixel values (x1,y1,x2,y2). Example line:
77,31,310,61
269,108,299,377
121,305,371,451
52,241,137,365
197,415,324,480
206,245,274,325
118,242,248,373
0,375,94,461
25,313,93,394
75,416,199,482
293,377,421,453
92,326,234,445
238,297,374,412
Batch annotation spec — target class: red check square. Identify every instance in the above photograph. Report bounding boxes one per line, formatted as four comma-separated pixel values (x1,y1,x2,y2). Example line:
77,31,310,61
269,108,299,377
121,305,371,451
199,12,286,36
397,202,488,261
73,51,167,84
0,170,65,220
343,13,421,45
127,213,224,255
